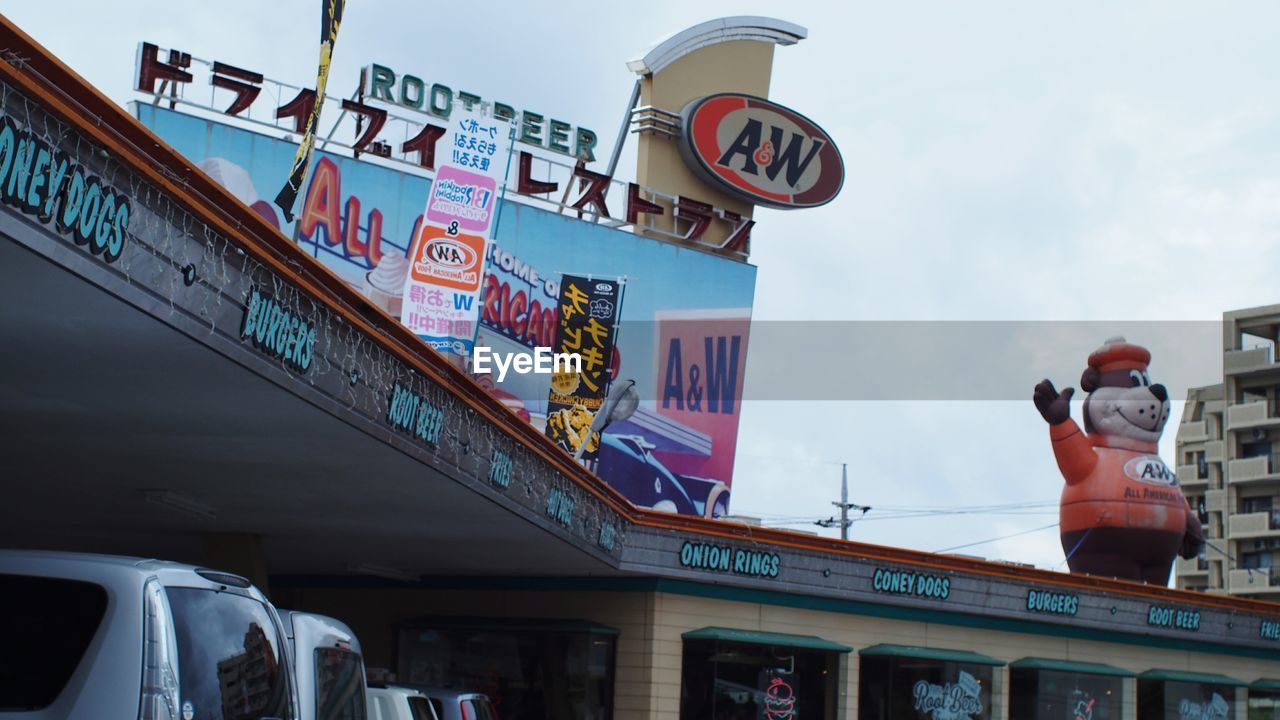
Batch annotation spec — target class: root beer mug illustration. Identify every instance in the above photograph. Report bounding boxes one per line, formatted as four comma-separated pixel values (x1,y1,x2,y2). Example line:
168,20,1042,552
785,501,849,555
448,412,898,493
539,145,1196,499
1033,337,1203,583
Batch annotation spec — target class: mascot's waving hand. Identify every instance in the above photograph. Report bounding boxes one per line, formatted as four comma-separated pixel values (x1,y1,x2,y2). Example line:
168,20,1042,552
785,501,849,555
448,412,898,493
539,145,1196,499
1034,337,1203,584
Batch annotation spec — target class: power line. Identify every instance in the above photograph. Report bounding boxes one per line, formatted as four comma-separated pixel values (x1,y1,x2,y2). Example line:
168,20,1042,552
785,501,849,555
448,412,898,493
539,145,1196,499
739,500,1058,523
735,452,846,467
933,523,1060,554
871,501,1057,512
856,510,1058,522
757,509,1058,527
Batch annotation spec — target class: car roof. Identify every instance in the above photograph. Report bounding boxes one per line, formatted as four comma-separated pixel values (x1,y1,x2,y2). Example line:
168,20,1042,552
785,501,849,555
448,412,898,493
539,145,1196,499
367,685,429,697
0,548,176,569
401,686,490,701
0,549,264,599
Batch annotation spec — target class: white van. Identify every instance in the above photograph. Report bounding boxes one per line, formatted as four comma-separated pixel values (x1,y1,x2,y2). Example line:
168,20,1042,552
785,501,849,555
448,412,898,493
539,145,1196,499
0,549,296,720
280,611,367,720
365,685,439,720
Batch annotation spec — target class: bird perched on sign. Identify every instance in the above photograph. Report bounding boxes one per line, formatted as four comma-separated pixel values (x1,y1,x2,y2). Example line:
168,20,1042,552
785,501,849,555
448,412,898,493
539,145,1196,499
1033,337,1203,583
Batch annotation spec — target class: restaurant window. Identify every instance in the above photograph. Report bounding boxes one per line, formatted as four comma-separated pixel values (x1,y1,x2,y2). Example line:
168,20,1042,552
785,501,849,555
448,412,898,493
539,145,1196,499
1249,685,1280,720
858,647,997,720
1009,663,1124,720
397,618,615,720
1138,675,1236,720
680,629,845,720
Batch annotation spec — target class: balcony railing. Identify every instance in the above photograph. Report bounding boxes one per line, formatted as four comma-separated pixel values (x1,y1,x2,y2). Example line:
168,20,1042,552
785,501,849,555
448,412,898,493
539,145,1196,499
1177,420,1210,443
1227,400,1280,429
1229,510,1280,537
1226,346,1280,376
1177,465,1208,485
1228,455,1277,483
1228,567,1280,594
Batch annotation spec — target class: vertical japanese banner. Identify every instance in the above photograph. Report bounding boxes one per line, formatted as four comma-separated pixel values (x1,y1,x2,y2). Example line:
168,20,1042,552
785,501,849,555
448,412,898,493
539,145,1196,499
545,275,622,459
274,0,345,221
401,109,513,355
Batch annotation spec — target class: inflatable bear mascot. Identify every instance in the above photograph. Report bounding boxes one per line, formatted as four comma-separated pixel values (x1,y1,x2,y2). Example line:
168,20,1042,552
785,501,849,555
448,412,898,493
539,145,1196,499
1033,336,1203,583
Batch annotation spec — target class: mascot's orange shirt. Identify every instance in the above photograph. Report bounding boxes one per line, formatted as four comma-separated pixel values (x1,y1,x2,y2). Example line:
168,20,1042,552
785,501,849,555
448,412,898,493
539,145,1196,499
1050,418,1187,535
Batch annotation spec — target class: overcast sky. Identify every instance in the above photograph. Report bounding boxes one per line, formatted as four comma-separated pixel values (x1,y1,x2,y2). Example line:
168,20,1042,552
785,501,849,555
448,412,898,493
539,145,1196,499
11,1,1280,575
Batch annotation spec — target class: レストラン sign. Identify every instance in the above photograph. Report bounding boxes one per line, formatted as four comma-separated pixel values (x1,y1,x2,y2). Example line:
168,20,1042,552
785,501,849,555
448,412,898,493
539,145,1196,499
678,93,843,209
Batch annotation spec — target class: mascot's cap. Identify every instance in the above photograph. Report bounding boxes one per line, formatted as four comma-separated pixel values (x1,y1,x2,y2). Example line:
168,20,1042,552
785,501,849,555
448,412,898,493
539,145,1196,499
1088,336,1150,372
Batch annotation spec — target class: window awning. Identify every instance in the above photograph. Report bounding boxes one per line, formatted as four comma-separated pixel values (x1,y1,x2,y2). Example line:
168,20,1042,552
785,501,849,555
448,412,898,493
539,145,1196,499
682,627,852,653
860,644,1005,666
1011,658,1133,678
1251,679,1280,693
1139,670,1246,687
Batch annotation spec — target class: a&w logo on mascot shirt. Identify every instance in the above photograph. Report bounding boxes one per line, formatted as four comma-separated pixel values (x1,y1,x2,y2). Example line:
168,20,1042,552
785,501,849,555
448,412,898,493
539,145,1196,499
1123,455,1178,487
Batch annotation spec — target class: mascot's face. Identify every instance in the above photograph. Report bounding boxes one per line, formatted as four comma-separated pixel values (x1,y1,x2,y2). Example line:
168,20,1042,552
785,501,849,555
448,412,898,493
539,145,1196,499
1083,367,1170,443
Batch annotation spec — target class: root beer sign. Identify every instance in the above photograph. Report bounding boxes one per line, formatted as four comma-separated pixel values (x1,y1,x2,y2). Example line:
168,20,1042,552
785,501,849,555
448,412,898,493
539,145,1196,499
678,93,844,209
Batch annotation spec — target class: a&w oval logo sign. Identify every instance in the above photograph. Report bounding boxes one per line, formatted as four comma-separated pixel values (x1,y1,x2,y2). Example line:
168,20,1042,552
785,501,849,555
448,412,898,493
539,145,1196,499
422,237,476,269
679,94,844,209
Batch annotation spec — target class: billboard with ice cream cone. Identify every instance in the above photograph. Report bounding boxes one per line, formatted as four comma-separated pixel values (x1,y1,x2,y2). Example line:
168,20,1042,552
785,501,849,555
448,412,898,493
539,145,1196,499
136,103,756,518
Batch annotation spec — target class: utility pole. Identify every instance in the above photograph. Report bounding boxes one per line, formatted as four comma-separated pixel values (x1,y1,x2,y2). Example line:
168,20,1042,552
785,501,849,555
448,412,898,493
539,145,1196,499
838,463,849,540
817,463,868,539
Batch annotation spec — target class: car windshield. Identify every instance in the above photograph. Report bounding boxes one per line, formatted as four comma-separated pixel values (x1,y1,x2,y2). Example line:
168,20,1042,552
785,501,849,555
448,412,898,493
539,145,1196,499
166,587,292,720
407,696,437,720
461,698,497,720
315,648,365,720
0,574,107,711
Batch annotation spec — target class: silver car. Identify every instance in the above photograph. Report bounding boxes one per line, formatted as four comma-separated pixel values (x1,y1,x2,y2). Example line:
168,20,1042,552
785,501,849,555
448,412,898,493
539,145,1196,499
281,611,366,720
365,685,438,720
0,549,296,720
400,688,496,720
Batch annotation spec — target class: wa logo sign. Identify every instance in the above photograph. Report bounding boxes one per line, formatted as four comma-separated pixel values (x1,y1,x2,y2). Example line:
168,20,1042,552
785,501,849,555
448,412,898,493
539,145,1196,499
424,237,477,269
679,93,844,209
409,224,486,291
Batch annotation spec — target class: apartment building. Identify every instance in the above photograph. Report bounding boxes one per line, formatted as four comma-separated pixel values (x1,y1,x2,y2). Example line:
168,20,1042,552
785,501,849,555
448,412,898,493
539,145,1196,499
1176,304,1280,598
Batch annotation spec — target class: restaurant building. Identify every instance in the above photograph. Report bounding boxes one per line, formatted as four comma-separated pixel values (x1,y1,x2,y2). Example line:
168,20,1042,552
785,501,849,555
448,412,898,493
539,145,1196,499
3,14,1280,720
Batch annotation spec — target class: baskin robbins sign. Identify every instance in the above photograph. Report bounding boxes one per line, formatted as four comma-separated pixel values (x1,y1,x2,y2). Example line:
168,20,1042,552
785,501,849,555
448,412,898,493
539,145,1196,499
678,93,844,209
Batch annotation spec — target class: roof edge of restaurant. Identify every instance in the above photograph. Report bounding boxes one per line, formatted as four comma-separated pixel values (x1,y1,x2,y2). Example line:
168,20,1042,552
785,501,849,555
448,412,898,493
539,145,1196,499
6,14,1279,619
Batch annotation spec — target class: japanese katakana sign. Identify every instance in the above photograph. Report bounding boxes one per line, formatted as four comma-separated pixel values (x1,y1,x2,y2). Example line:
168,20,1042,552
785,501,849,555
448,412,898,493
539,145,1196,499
400,108,513,355
544,274,622,460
